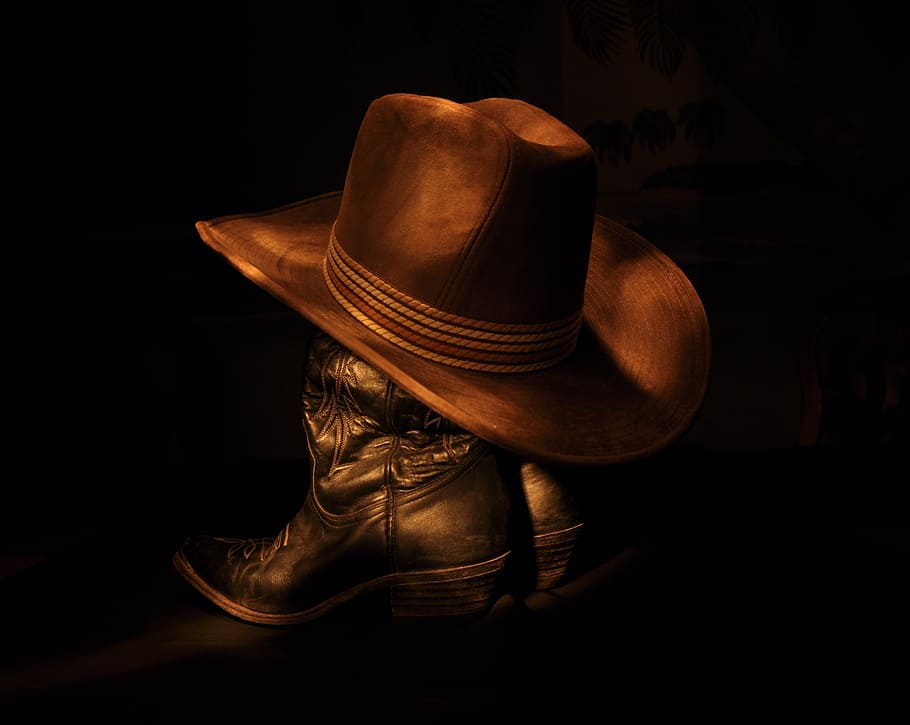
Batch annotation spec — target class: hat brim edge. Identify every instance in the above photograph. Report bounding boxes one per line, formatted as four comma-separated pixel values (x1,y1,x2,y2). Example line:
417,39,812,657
196,192,711,466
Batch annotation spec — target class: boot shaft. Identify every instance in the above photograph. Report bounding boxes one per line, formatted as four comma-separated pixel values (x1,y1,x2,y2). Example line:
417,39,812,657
300,330,511,565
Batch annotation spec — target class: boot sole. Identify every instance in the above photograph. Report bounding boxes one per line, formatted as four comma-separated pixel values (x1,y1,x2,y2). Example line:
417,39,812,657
172,549,510,626
532,522,584,590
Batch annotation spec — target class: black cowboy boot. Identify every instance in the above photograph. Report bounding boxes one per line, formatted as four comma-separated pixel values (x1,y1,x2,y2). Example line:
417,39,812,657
173,330,513,625
517,461,584,591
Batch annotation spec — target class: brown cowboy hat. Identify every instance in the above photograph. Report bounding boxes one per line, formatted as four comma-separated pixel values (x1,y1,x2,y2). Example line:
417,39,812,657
195,93,710,466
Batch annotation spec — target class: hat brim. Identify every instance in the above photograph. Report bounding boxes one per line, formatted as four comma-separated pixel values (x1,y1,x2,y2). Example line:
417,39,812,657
196,191,711,466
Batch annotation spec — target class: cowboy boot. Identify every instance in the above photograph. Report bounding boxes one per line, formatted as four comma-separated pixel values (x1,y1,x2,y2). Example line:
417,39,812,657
173,329,512,625
516,460,584,591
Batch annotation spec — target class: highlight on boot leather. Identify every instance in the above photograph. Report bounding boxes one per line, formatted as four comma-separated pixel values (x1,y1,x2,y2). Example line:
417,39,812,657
173,330,514,626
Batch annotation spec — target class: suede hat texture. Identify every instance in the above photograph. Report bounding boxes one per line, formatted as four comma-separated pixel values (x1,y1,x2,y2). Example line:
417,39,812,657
195,93,711,466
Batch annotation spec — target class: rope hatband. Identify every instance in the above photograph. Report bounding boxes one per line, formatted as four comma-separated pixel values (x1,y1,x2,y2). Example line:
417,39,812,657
322,229,581,373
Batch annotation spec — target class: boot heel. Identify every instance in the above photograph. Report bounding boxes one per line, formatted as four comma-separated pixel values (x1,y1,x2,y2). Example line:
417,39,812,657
532,522,583,590
390,552,509,623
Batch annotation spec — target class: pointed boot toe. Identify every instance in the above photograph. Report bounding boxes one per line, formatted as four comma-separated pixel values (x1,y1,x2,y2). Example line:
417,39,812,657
172,530,296,623
173,331,512,627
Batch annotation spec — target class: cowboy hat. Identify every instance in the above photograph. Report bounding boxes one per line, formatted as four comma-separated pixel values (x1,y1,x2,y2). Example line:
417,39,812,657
195,93,710,466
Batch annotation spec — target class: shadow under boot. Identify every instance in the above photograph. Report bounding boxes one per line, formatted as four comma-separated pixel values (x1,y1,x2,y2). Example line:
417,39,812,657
173,330,512,626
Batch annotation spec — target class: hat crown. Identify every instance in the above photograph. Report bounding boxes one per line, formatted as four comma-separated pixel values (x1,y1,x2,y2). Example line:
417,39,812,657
333,93,596,329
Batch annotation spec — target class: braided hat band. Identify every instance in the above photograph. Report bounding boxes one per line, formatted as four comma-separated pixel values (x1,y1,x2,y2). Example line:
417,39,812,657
323,228,583,373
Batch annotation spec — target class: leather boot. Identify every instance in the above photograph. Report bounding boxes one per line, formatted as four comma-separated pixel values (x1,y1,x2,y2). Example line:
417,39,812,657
516,460,584,591
173,330,512,625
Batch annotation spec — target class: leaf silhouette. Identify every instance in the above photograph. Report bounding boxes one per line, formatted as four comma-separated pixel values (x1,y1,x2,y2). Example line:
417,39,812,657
583,119,633,165
632,108,676,152
629,0,686,77
448,0,526,100
565,0,630,67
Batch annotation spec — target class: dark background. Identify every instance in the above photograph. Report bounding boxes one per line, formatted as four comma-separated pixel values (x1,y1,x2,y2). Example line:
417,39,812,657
4,1,907,720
